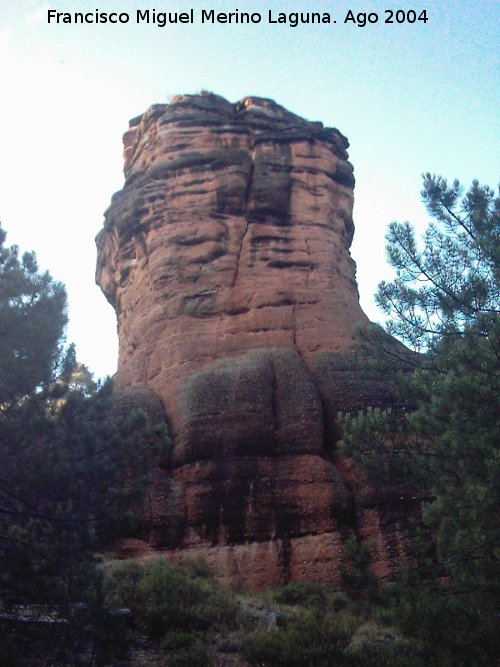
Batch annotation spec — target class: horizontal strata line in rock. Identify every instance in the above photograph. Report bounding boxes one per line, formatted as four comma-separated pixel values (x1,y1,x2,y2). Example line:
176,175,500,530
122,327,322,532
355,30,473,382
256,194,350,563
169,451,332,462
121,168,353,197
157,530,351,549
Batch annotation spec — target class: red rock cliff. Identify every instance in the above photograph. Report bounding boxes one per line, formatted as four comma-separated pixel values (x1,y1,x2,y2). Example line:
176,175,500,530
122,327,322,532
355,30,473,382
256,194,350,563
96,93,416,589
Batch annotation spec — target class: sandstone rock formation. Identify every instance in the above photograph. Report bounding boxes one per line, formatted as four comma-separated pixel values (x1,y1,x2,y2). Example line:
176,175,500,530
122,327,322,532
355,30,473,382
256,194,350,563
96,93,416,589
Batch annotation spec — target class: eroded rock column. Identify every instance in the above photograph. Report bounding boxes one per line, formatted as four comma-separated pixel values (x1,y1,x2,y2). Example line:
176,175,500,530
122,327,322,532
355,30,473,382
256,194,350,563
96,93,414,589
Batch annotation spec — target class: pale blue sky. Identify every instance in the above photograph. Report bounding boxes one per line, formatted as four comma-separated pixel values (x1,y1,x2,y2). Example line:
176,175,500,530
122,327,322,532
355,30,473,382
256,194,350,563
0,0,498,378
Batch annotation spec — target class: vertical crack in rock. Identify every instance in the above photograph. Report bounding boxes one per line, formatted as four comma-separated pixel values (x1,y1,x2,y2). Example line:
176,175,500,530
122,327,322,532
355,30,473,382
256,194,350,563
280,539,292,584
244,154,255,211
232,152,254,287
232,221,250,288
270,355,278,440
303,232,313,292
96,92,416,590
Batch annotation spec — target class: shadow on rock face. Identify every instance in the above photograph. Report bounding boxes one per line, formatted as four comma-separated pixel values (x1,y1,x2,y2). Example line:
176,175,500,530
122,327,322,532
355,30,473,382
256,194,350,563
175,347,324,466
109,386,168,427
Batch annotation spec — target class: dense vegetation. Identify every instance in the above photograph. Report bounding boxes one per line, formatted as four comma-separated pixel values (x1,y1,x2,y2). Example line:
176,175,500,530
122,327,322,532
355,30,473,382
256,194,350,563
0,173,497,665
340,174,499,665
0,225,169,663
97,561,445,666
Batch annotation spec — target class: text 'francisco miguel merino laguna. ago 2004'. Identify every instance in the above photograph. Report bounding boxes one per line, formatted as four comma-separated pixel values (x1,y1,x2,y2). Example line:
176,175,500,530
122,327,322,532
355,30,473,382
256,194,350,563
47,8,430,28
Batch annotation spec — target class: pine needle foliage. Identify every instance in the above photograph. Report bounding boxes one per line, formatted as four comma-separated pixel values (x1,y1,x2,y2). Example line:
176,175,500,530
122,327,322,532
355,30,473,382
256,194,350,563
339,175,500,664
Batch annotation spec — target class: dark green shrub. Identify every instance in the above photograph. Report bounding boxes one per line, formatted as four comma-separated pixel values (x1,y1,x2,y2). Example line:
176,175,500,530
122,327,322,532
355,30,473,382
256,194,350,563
181,555,214,580
350,642,426,667
346,620,426,667
161,629,214,666
271,582,331,610
242,609,357,666
106,559,240,639
137,560,238,637
103,561,145,610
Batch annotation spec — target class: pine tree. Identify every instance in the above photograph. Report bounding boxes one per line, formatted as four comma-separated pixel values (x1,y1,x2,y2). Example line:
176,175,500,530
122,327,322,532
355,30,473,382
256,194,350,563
0,225,67,406
0,224,169,661
339,176,499,663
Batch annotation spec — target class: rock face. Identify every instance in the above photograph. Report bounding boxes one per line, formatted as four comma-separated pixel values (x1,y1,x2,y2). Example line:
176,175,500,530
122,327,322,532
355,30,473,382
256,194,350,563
96,93,416,589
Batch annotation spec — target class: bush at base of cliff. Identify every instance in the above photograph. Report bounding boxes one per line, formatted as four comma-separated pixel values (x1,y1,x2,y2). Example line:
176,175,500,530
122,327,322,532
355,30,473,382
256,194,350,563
139,560,240,636
104,559,477,666
242,609,358,667
105,558,242,662
161,630,214,667
269,581,333,611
